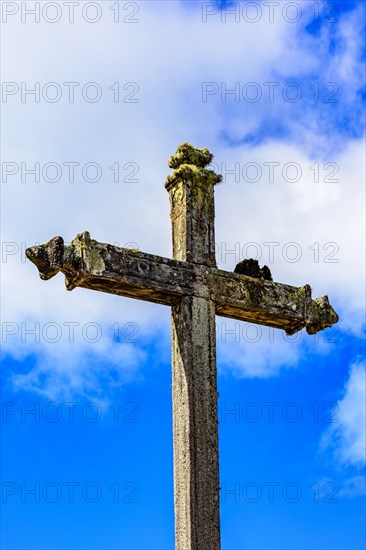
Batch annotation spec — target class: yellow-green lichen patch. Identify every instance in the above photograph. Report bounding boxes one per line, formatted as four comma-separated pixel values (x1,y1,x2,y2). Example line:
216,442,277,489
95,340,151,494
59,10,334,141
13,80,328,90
70,232,105,275
306,295,339,334
166,164,222,190
168,142,213,169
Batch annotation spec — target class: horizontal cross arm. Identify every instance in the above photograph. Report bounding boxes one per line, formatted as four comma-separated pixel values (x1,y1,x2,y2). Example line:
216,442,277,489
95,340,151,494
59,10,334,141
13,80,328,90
25,232,193,306
26,232,338,336
210,269,339,336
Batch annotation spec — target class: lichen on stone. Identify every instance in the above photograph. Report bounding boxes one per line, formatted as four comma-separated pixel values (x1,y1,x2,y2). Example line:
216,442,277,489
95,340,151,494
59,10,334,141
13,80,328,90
25,236,64,280
166,143,222,197
166,164,222,186
306,294,339,334
168,142,214,169
69,231,105,274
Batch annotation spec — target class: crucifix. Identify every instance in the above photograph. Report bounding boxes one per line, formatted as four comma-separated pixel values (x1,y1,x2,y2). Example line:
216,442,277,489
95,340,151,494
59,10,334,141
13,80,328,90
26,143,338,550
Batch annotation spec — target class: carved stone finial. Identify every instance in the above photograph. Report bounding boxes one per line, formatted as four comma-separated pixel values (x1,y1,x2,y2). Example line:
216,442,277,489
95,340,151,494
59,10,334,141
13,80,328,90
165,143,222,190
168,142,213,169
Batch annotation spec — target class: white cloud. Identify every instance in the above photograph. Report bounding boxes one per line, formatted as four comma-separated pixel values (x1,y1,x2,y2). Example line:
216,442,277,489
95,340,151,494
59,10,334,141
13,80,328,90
1,1,365,393
321,360,366,469
338,475,366,498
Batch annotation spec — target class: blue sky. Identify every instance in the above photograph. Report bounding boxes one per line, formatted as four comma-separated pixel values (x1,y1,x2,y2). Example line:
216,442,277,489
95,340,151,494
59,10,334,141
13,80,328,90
1,1,365,549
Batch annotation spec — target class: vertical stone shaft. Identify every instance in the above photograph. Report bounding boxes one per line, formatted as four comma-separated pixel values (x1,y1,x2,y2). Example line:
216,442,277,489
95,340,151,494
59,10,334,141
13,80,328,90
171,296,220,550
166,172,216,267
166,146,221,549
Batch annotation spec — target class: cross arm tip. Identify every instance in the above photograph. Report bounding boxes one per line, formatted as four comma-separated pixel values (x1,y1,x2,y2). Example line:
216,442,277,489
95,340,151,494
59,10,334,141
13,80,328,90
26,231,94,290
305,295,339,335
26,236,64,280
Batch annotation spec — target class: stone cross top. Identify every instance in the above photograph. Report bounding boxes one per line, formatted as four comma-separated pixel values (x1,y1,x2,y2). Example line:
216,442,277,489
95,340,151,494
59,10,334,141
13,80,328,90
26,143,338,550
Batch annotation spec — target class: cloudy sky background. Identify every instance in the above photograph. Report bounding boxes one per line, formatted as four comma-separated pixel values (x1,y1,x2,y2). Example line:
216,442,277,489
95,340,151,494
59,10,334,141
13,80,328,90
1,1,365,548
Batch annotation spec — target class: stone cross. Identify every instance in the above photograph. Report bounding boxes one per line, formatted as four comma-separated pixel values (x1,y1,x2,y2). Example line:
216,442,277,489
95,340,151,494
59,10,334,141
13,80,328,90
26,143,338,550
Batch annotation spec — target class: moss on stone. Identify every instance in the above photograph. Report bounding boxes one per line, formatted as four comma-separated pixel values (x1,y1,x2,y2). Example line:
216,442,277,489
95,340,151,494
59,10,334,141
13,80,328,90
166,143,222,203
168,142,214,169
70,231,105,274
166,164,221,187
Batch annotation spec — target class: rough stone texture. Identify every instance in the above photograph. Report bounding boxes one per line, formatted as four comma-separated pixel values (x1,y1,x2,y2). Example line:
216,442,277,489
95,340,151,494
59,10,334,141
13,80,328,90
26,236,64,280
26,143,339,550
168,142,214,169
26,234,339,336
166,173,221,268
171,296,220,549
167,145,221,549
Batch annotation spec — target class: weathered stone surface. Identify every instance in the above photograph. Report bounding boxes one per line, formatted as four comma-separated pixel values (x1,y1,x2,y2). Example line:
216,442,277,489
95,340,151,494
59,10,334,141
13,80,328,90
168,142,214,169
171,296,220,549
306,295,339,335
168,144,221,549
26,143,339,550
26,234,338,336
26,236,64,280
166,144,222,269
